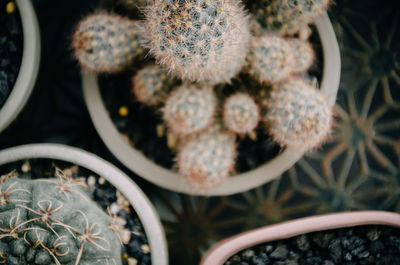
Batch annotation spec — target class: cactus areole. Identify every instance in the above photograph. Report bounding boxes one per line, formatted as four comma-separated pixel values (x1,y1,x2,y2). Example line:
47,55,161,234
0,171,122,265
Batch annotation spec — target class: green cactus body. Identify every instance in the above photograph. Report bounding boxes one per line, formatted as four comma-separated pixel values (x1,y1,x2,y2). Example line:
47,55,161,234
142,0,251,84
0,173,121,265
288,38,315,73
223,93,260,135
132,64,175,107
247,35,294,84
163,84,216,136
72,13,144,73
177,126,236,188
263,77,332,151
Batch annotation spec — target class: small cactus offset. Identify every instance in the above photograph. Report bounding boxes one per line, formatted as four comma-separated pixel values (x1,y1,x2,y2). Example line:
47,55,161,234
223,93,260,135
177,126,236,188
0,170,121,265
163,84,216,136
277,0,331,22
263,77,332,151
288,38,315,73
132,64,175,107
247,34,294,84
142,0,251,84
72,13,144,73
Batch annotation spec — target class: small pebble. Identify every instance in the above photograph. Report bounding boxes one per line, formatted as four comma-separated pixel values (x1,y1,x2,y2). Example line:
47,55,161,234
119,106,129,117
6,2,16,14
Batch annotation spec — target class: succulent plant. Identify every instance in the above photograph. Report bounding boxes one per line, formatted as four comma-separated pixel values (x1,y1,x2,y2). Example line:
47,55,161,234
132,64,175,107
263,77,332,151
163,84,216,136
142,0,251,84
245,0,329,35
177,126,236,188
72,13,144,73
247,34,294,84
288,38,315,73
0,170,121,265
223,93,260,135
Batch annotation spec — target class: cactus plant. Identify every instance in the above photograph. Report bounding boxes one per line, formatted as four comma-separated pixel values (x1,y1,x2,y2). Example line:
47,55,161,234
177,126,236,188
245,0,329,35
141,0,251,84
72,13,144,73
0,170,121,265
263,77,332,151
132,64,175,107
163,84,216,136
223,93,260,135
247,34,294,84
288,38,315,73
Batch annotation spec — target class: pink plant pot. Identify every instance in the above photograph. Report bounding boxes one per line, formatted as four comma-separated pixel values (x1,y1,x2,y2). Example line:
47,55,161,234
200,211,400,265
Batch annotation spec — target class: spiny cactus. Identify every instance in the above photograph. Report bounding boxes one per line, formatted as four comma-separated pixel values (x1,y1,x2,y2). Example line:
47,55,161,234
142,0,251,84
163,84,216,136
288,38,315,73
247,34,294,84
245,0,329,35
132,64,175,107
72,12,144,73
0,170,121,265
177,126,236,188
223,93,260,135
263,77,332,151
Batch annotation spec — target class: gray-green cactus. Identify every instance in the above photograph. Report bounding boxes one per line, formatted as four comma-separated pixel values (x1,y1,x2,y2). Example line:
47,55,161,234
0,170,121,265
71,12,144,73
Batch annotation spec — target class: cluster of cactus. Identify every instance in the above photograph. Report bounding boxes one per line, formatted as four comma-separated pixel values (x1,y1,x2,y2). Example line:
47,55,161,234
72,0,333,188
0,170,121,265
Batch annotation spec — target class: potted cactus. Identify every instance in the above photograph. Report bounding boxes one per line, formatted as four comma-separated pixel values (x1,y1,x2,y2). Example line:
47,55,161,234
0,0,40,132
78,0,340,195
0,144,168,265
200,211,400,265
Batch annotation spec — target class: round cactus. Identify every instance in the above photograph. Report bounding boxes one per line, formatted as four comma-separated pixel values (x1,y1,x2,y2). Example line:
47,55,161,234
247,34,294,84
177,126,236,188
163,84,216,136
0,171,121,265
223,93,260,135
132,64,175,107
72,13,144,73
142,0,251,84
245,0,329,35
288,38,315,73
263,77,332,151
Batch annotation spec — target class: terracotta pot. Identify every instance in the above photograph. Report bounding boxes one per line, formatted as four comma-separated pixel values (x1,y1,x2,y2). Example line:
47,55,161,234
200,211,400,265
0,143,168,265
0,0,41,132
82,13,341,196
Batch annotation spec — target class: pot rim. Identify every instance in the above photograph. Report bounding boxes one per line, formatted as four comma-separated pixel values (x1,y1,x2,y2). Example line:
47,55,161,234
83,12,341,196
200,211,400,265
0,143,168,265
0,0,41,132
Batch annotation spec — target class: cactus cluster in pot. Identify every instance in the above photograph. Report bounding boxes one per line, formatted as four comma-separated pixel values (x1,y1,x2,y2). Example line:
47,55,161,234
0,169,121,265
72,0,334,189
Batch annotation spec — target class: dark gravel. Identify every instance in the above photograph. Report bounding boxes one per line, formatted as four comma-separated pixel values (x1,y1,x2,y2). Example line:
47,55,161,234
0,159,152,265
0,1,23,109
224,225,400,265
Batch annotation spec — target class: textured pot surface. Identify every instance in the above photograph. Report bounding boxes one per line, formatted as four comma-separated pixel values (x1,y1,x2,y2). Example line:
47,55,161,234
200,211,400,265
83,13,341,196
0,0,40,132
0,143,168,265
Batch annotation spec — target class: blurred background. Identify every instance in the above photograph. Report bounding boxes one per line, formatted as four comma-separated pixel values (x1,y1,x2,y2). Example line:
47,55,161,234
0,0,399,264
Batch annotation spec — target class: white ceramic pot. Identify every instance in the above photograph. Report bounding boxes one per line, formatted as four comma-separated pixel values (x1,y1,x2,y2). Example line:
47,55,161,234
0,143,168,265
201,211,400,265
83,13,341,196
0,0,41,132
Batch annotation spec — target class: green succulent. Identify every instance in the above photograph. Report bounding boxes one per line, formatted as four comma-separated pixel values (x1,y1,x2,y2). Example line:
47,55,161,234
0,170,121,265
